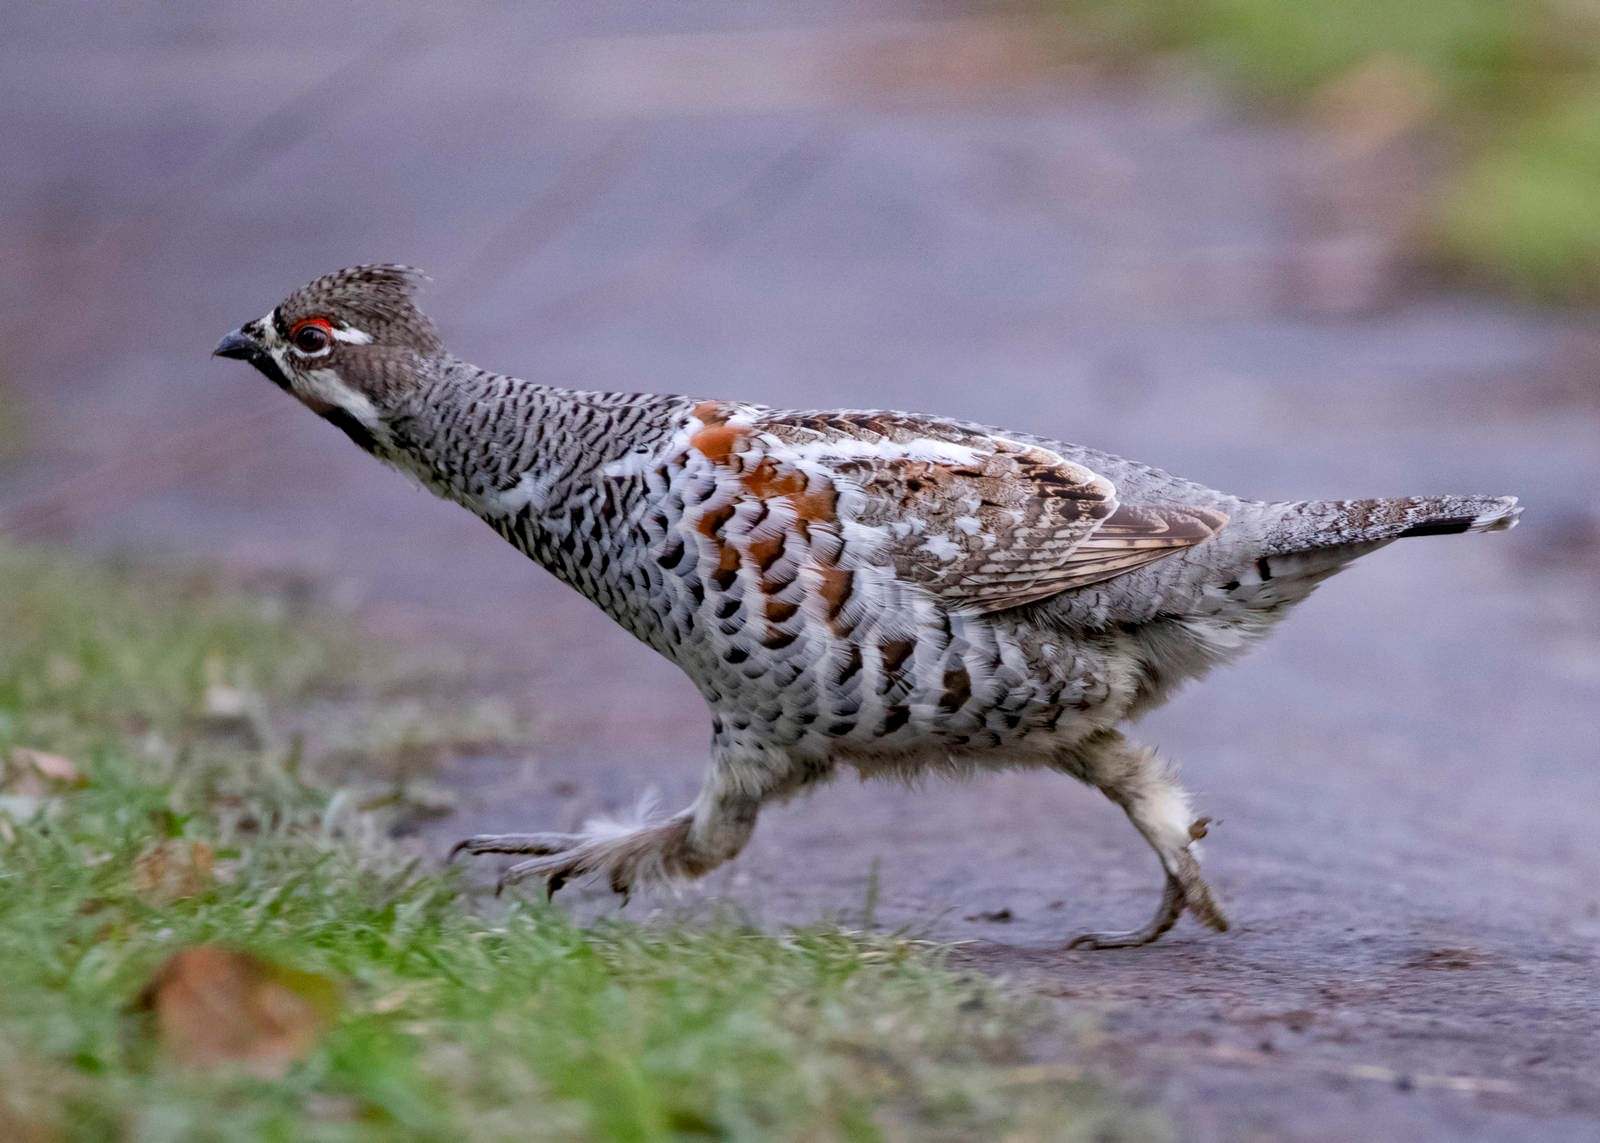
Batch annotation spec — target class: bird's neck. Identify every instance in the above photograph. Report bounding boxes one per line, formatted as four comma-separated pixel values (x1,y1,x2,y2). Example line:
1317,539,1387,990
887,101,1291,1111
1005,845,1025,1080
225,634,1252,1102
384,356,689,586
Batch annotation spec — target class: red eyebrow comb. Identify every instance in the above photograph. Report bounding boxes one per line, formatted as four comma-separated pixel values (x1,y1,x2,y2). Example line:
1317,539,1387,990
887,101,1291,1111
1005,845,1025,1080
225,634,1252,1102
288,316,334,337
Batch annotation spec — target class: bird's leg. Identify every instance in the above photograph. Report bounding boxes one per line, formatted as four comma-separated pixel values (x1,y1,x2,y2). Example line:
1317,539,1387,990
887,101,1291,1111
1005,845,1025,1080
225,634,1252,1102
1058,730,1228,950
457,754,772,901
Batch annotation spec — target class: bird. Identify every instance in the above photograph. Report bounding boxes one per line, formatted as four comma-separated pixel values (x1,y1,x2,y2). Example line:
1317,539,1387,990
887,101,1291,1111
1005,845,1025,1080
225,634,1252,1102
214,265,1521,948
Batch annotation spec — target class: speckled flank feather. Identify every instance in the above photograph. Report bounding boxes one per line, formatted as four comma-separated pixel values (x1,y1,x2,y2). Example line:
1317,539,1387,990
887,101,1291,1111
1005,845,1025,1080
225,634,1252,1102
219,266,1523,948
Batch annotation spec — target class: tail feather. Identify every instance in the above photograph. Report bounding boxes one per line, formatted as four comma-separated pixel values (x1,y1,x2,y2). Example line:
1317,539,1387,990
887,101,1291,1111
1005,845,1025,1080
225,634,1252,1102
1396,495,1522,537
1267,494,1521,554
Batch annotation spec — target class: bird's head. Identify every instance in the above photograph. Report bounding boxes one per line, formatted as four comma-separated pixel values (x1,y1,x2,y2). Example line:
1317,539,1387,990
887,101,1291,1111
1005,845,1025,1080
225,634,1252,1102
213,264,441,452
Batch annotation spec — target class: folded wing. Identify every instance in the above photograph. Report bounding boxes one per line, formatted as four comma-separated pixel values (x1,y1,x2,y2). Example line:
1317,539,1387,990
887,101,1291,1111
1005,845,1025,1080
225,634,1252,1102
759,411,1227,614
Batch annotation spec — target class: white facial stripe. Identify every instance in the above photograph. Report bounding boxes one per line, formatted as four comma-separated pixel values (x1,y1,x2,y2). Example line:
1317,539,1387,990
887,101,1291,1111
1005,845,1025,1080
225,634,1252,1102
264,306,373,352
300,368,383,430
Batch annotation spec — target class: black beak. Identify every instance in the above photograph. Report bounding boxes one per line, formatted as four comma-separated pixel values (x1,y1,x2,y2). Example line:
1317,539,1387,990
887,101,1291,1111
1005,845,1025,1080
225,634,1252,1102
213,327,263,360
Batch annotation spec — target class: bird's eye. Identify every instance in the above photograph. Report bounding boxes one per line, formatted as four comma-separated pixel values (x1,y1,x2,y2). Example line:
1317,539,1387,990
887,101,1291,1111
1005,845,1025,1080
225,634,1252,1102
291,321,332,355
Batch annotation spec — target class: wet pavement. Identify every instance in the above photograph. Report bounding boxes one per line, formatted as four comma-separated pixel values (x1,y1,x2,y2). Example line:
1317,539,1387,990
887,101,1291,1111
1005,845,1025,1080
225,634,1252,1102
3,3,1599,1139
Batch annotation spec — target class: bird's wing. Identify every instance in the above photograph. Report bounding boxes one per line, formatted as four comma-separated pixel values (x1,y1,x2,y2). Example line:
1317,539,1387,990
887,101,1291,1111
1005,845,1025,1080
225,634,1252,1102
678,404,1225,615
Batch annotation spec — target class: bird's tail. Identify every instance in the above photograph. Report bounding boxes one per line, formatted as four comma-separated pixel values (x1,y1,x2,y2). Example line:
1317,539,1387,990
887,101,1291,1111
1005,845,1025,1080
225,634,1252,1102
1265,494,1521,556
1194,494,1522,630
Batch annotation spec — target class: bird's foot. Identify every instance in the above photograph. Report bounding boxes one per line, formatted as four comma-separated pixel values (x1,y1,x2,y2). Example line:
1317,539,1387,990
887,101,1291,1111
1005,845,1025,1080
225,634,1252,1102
450,816,692,901
447,830,589,898
1067,875,1184,950
1067,849,1228,951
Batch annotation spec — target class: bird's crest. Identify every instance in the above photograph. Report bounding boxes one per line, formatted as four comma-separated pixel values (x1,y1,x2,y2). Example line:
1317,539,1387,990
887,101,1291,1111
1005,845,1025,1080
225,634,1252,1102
277,264,439,352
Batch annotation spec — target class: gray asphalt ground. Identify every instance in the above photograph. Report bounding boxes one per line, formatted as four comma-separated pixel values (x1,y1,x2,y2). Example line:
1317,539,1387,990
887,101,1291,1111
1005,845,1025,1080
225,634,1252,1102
3,4,1598,1139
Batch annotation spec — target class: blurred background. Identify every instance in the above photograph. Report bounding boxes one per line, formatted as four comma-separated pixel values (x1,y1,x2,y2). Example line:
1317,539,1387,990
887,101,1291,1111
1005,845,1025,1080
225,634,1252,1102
2,1,1598,1134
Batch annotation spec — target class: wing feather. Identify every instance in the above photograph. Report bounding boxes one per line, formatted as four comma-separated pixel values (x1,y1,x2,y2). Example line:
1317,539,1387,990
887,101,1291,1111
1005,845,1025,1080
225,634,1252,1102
751,411,1226,614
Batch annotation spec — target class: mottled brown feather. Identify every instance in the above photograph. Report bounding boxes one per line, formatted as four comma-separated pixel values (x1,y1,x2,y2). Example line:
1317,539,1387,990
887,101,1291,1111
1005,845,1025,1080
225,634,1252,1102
757,412,1226,614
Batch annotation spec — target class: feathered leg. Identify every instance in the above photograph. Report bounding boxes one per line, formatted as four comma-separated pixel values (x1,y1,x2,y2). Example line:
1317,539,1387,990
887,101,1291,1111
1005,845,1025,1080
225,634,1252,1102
1057,730,1228,949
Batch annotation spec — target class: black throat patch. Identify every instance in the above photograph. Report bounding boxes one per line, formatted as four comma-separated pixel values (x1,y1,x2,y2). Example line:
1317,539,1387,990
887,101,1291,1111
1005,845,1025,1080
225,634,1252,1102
319,406,381,455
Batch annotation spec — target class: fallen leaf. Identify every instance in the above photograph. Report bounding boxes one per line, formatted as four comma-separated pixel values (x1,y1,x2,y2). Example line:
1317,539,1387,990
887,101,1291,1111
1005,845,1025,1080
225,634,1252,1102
132,841,216,904
4,748,85,794
137,946,339,1077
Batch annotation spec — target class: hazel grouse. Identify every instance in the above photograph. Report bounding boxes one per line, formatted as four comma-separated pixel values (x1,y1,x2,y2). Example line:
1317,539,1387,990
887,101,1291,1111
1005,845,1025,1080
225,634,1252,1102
215,265,1521,948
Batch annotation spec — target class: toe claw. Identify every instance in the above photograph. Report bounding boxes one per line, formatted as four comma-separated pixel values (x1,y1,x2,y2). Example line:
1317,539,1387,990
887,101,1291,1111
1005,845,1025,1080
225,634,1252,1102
446,832,581,861
1067,930,1148,951
546,872,567,899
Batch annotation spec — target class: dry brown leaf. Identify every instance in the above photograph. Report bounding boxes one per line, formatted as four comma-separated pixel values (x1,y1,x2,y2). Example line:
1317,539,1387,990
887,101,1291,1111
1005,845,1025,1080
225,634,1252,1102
137,946,339,1077
132,841,216,904
4,748,85,795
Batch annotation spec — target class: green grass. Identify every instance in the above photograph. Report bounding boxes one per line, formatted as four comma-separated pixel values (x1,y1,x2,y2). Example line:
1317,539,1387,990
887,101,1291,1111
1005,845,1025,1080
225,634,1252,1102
0,545,1154,1142
1060,0,1600,302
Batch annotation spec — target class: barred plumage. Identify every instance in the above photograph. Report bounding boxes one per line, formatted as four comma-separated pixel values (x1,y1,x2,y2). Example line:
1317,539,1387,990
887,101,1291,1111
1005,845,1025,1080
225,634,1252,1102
215,266,1522,948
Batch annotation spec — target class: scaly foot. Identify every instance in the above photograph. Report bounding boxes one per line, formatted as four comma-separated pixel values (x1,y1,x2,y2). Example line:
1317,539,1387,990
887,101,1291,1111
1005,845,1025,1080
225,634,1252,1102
1067,875,1185,950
